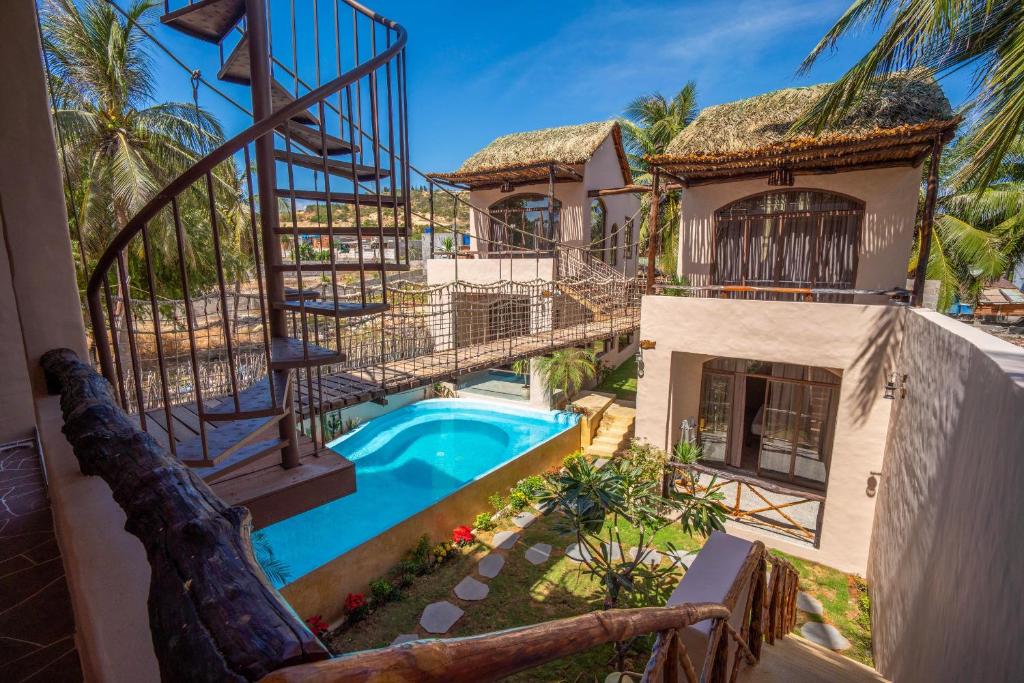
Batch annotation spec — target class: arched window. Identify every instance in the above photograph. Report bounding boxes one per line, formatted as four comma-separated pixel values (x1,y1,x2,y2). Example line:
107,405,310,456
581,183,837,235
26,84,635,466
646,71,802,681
713,190,862,291
590,198,607,262
487,194,561,253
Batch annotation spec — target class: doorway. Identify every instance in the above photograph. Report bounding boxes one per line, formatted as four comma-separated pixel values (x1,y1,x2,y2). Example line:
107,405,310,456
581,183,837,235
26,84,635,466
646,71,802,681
696,356,839,491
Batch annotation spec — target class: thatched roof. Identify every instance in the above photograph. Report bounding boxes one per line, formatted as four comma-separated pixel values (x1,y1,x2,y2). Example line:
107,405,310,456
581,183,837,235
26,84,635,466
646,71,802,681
430,121,632,189
651,71,957,186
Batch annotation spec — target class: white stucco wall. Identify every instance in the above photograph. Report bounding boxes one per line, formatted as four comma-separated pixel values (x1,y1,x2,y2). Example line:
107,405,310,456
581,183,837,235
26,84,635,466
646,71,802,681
584,136,641,276
635,296,903,574
678,166,925,292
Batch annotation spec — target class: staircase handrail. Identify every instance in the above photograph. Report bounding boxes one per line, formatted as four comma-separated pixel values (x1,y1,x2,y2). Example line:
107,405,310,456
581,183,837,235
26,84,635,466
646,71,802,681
85,0,407,387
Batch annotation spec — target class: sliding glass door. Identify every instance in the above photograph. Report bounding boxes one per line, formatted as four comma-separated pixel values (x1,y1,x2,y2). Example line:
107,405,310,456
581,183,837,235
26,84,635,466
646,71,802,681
758,379,835,487
698,372,733,463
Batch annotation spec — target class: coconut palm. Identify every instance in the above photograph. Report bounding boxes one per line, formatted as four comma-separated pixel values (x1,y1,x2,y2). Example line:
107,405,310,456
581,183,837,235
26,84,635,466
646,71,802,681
619,82,699,276
536,348,598,400
797,0,1024,188
43,0,240,295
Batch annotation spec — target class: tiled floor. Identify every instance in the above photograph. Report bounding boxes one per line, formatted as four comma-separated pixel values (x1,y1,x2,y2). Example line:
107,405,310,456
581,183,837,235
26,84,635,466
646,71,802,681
0,442,82,682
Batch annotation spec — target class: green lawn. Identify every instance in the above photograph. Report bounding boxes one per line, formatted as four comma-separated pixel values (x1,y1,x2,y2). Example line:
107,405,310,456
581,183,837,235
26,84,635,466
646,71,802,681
597,356,638,400
325,510,874,676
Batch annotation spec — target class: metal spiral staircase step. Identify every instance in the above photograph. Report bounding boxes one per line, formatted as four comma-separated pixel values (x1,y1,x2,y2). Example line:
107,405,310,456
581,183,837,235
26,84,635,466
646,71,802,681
271,300,389,318
274,150,386,180
160,0,245,43
176,415,283,468
271,261,411,273
284,286,321,301
202,370,291,421
273,226,406,236
279,123,356,157
270,336,345,369
275,188,404,207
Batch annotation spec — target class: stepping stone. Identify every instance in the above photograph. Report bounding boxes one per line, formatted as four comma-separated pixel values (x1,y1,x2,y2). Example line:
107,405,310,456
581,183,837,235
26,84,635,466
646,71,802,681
603,541,623,562
605,674,637,683
594,458,609,469
478,553,506,578
566,542,592,563
525,543,552,565
420,601,464,634
512,511,537,528
629,546,663,567
491,530,520,549
797,591,824,616
801,622,851,651
390,633,419,646
454,575,489,601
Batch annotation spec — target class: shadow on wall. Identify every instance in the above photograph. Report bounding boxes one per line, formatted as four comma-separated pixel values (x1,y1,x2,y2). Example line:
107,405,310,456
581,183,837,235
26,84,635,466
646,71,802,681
848,305,906,427
869,313,1024,681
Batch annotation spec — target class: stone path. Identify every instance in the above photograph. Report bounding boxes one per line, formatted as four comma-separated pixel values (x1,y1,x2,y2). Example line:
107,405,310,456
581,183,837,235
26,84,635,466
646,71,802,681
525,543,552,565
801,621,852,651
491,530,520,549
391,633,419,646
454,576,490,601
512,511,536,528
478,553,506,578
566,542,592,563
797,591,824,616
629,546,663,567
420,601,465,634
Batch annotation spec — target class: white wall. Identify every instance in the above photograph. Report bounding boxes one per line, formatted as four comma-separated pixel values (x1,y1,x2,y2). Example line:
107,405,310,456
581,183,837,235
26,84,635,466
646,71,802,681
678,166,924,294
635,296,902,574
584,136,641,276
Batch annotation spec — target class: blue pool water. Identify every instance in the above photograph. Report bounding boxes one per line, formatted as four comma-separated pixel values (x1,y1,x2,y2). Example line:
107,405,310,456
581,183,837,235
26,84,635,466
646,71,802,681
259,399,578,587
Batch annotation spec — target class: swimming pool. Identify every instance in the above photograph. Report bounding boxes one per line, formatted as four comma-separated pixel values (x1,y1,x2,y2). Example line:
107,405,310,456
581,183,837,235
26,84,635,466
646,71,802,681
259,398,578,588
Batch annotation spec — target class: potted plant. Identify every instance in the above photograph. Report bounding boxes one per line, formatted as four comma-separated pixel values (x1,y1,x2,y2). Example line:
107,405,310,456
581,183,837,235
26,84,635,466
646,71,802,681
511,358,531,398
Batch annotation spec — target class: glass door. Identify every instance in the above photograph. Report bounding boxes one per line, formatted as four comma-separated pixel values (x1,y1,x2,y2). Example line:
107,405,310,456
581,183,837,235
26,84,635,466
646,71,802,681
758,379,835,487
698,372,733,463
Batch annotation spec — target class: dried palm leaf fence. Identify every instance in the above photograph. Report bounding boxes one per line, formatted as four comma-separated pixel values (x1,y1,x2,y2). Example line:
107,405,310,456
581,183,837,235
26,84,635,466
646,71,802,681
44,346,797,683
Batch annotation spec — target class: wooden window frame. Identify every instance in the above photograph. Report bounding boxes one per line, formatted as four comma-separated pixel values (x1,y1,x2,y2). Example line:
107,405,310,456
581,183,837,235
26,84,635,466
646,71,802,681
486,193,562,255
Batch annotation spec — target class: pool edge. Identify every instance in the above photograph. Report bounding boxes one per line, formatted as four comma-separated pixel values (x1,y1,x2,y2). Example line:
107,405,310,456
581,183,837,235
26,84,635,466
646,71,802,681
279,420,581,625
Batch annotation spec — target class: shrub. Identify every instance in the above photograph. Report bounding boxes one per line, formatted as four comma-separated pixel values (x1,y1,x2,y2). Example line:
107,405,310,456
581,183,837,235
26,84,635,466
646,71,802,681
369,578,395,605
473,511,495,531
305,615,330,639
343,593,368,621
562,451,585,469
625,439,669,482
488,492,506,515
508,489,530,511
514,475,545,500
452,525,474,546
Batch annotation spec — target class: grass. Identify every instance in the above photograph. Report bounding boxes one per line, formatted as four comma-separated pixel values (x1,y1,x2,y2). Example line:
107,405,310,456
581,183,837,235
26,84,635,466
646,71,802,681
326,506,874,678
772,550,874,667
596,356,638,400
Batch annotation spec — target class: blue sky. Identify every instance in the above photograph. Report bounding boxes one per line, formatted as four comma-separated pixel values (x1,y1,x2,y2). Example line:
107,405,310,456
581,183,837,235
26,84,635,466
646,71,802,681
143,0,972,174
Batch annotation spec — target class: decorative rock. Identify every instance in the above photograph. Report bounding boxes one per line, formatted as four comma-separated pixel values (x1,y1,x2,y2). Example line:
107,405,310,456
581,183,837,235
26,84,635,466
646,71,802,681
629,546,663,567
801,622,851,651
512,511,537,528
566,542,592,563
603,541,623,562
478,553,506,578
390,633,419,646
525,543,552,565
491,530,520,550
420,601,464,634
454,576,490,601
797,591,824,616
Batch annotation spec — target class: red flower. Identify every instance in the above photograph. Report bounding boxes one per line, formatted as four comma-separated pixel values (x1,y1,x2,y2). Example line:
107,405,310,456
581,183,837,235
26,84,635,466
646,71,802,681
305,615,329,638
452,525,474,546
344,592,367,613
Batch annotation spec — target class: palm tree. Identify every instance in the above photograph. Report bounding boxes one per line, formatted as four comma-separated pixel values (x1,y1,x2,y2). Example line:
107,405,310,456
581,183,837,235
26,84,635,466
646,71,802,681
619,82,698,276
536,348,598,400
797,0,1023,188
43,0,239,296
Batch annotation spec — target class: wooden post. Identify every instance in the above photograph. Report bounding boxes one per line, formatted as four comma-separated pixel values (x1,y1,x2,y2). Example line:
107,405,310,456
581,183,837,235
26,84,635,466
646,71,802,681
913,135,943,307
645,169,661,294
41,349,329,682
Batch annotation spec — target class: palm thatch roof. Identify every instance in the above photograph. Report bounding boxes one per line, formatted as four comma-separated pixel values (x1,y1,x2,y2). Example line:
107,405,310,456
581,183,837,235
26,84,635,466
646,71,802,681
651,71,957,186
430,121,631,189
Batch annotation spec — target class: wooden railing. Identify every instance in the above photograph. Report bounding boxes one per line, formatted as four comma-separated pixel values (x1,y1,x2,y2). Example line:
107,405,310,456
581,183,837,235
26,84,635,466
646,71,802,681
668,461,825,544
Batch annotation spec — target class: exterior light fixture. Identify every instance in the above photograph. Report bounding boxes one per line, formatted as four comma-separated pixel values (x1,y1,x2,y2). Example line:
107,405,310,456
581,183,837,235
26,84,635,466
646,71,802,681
635,348,645,378
883,373,897,400
866,471,883,497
